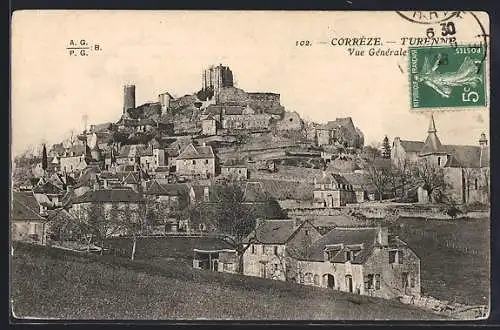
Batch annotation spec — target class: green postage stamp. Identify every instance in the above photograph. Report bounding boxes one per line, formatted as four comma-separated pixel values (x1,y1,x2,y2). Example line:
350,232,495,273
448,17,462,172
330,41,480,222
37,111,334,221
409,45,487,109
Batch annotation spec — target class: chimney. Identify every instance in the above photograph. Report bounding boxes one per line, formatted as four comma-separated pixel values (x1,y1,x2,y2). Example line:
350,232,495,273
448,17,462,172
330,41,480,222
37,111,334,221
377,225,388,246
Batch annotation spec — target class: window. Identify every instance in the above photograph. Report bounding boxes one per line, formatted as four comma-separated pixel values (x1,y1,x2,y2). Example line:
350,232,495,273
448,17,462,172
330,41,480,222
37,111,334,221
305,230,309,236
367,274,374,289
192,160,196,165
410,276,416,288
438,157,441,166
475,178,478,190
262,245,265,254
375,274,381,290
389,250,397,264
273,246,278,255
205,159,209,164
273,264,279,271
313,274,319,285
398,250,404,264
251,244,256,254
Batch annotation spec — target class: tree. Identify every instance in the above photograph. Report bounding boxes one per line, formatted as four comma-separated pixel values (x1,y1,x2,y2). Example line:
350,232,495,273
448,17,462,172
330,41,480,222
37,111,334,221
41,144,48,171
382,136,391,159
190,183,259,274
411,158,447,203
391,158,413,199
365,163,392,201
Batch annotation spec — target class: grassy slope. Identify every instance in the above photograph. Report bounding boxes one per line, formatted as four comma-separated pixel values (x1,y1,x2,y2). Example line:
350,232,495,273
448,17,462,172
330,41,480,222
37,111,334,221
11,243,443,320
398,217,490,306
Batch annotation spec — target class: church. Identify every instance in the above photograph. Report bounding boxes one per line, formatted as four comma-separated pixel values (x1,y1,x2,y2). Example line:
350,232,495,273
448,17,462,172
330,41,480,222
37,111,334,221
391,114,490,205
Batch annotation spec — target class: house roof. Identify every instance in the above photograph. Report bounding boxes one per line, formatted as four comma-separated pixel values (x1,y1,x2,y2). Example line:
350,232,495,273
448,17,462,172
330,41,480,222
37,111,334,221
72,188,143,204
145,180,191,196
12,191,45,221
300,227,379,263
245,219,296,244
259,180,314,201
326,117,356,131
399,140,425,153
342,172,377,193
33,181,64,195
315,173,351,185
177,143,214,160
443,145,483,168
119,144,153,158
191,184,227,203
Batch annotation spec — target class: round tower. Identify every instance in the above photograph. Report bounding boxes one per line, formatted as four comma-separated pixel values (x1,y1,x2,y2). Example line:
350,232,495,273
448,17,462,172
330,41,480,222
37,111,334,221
123,84,136,114
158,92,172,114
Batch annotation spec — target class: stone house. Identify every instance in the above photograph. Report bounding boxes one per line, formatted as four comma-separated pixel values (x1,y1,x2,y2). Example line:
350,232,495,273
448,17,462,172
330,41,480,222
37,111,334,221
70,188,144,236
242,219,321,281
59,145,88,174
315,117,364,150
201,116,218,136
220,165,249,180
11,191,49,244
391,114,490,204
176,143,216,178
145,180,195,210
313,172,357,207
293,226,421,300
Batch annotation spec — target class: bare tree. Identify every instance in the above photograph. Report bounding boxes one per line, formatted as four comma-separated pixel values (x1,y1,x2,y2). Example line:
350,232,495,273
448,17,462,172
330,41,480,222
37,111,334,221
365,163,392,202
411,158,446,203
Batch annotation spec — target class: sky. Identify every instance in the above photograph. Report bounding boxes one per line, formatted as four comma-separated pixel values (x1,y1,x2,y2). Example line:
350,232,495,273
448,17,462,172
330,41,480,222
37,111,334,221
11,11,490,156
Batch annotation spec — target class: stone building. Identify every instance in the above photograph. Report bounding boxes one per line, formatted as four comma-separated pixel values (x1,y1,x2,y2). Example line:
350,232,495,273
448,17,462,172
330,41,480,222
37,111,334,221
313,172,357,207
70,188,144,235
391,114,490,204
220,165,249,180
315,117,364,150
242,219,321,281
11,191,49,245
202,64,234,101
293,226,421,300
176,143,216,178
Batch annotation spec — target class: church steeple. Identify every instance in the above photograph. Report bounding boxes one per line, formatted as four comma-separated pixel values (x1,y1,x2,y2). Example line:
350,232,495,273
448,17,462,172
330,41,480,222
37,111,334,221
428,113,437,133
420,113,444,155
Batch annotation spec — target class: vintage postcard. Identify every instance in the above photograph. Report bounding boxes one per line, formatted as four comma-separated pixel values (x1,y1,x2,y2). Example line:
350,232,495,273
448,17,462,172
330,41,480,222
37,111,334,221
11,11,490,321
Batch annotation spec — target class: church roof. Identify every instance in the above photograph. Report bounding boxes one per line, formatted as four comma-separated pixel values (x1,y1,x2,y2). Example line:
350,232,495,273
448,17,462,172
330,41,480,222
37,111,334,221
399,140,425,153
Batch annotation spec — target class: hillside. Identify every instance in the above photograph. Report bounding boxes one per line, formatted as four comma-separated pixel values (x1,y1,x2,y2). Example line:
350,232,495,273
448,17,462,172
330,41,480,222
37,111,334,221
11,243,445,320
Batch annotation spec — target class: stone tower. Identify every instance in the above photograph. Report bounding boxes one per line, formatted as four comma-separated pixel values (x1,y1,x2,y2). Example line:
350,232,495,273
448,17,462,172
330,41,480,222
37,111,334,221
202,64,234,102
123,84,136,115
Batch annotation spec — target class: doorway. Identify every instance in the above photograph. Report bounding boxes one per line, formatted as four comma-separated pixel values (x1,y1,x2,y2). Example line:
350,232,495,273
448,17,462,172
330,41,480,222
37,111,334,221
324,274,335,289
345,275,353,293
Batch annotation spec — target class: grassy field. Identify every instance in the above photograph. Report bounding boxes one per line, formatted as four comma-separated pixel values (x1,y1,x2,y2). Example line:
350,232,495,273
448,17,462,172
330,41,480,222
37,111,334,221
11,242,443,320
397,217,490,306
103,217,491,307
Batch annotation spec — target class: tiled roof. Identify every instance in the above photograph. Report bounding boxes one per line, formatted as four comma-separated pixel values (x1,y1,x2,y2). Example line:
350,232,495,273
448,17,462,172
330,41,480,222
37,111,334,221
443,145,483,168
258,180,314,200
342,172,377,193
399,140,425,153
46,208,76,223
145,180,190,196
245,219,296,244
122,172,140,184
326,117,355,131
316,173,350,185
177,144,214,160
300,227,379,263
72,188,144,204
12,192,45,221
119,144,152,158
33,181,63,195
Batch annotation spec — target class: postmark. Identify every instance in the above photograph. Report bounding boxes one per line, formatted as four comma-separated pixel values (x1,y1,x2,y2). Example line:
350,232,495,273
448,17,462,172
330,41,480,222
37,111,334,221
409,45,486,109
396,11,462,25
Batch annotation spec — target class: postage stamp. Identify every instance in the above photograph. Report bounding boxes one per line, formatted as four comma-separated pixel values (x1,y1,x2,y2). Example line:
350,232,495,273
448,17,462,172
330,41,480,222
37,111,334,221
409,45,487,109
